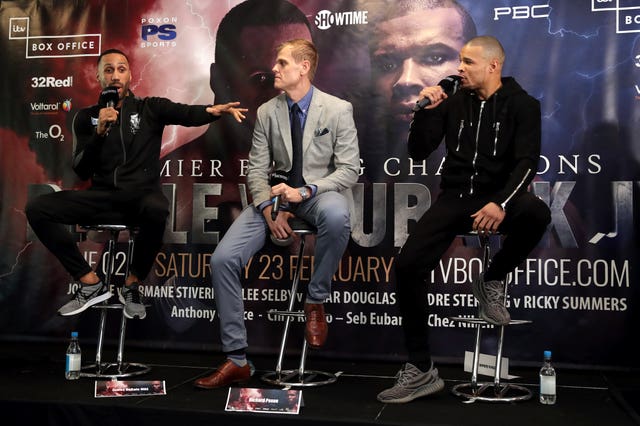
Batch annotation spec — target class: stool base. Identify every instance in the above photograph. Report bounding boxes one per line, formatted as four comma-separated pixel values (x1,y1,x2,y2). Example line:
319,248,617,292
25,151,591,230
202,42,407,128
452,382,532,403
261,369,336,387
80,362,151,379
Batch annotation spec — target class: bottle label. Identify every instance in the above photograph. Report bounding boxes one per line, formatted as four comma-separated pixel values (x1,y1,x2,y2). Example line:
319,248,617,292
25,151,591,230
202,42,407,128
66,353,81,372
540,376,556,394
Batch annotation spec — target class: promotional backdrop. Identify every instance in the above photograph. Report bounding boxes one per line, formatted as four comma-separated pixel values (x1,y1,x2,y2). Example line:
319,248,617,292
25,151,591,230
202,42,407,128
1,0,638,368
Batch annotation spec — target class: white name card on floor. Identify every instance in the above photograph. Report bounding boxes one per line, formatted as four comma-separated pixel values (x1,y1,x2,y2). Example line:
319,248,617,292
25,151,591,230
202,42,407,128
95,379,166,397
464,351,519,380
225,387,302,414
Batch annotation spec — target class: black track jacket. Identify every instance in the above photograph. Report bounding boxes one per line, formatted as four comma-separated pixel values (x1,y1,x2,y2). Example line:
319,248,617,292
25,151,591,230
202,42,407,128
408,77,541,210
71,90,219,191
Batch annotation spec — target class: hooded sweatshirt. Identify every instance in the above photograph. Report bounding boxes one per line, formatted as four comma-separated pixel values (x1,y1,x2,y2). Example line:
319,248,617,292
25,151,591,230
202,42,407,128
408,76,541,210
71,90,219,191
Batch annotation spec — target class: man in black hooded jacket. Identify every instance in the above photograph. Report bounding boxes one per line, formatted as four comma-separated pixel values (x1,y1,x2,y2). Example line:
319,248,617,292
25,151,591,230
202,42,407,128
26,48,246,320
377,36,550,404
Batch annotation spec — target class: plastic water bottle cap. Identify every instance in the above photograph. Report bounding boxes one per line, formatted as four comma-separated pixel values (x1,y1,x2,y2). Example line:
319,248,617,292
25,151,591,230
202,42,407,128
544,350,551,358
71,331,79,338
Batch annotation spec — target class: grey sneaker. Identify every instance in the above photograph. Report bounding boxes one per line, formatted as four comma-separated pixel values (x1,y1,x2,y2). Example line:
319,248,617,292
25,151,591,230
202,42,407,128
58,281,112,316
377,363,445,403
119,282,146,319
472,274,510,326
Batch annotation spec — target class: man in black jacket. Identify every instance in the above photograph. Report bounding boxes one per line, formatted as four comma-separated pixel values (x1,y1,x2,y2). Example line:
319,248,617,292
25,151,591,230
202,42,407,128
377,36,550,403
26,49,246,320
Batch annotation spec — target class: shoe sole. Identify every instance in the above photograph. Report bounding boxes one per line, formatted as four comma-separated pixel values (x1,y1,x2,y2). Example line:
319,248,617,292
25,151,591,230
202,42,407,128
59,290,112,316
123,309,147,320
193,376,251,389
377,378,445,404
478,305,510,326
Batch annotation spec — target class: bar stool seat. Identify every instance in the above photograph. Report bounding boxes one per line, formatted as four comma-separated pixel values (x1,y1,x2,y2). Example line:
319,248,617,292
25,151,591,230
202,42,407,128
77,223,150,379
261,217,337,387
450,231,532,402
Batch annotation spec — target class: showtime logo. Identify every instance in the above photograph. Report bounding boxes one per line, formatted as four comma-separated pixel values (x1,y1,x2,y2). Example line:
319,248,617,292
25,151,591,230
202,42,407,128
314,9,368,30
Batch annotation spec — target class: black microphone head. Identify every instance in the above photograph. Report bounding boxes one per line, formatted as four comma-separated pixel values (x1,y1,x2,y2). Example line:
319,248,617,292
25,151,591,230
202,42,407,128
438,75,462,95
99,86,119,107
270,170,289,186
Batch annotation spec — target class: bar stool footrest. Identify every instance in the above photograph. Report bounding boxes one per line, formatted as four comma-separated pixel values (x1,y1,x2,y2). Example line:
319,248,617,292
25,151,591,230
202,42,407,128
269,309,306,318
451,382,531,402
80,362,151,379
450,316,532,326
261,369,337,387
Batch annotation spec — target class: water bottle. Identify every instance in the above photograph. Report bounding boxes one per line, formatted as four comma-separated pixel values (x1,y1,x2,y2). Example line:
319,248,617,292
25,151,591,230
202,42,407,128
65,331,81,380
539,350,556,404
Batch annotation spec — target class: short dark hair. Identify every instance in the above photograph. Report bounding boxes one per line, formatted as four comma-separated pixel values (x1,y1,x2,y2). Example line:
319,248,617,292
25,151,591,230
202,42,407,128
97,48,129,65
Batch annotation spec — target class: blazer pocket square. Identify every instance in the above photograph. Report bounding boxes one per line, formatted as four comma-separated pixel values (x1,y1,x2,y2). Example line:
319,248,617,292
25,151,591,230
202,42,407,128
315,128,329,137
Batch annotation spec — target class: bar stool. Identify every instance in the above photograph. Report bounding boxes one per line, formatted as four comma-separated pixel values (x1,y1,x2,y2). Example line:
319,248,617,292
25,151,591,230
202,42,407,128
261,217,337,387
450,231,532,402
78,224,150,379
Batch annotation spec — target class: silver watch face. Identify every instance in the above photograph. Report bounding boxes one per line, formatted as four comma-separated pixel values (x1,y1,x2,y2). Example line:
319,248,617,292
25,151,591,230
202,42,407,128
299,187,308,200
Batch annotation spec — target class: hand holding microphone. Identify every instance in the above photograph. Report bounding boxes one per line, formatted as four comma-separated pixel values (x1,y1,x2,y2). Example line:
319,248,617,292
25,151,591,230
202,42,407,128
413,75,462,111
269,170,289,221
98,86,120,134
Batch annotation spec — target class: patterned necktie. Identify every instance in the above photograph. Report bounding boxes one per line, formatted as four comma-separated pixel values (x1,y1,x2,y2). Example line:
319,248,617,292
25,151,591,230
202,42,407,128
289,103,304,187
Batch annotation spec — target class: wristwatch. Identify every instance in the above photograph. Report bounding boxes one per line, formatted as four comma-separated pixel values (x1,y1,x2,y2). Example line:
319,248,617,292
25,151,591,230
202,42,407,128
298,186,309,201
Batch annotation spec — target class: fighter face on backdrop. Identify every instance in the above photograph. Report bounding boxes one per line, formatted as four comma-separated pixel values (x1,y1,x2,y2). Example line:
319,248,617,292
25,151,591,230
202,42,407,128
371,3,475,125
209,0,312,127
214,23,312,123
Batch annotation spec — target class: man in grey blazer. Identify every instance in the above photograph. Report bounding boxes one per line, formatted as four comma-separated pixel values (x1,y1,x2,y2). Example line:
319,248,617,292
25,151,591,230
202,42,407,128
195,39,360,389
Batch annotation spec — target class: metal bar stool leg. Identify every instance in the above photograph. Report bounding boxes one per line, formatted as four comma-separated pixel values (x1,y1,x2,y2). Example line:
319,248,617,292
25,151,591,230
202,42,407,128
450,232,532,402
261,218,336,387
116,232,134,371
274,233,306,379
79,225,150,379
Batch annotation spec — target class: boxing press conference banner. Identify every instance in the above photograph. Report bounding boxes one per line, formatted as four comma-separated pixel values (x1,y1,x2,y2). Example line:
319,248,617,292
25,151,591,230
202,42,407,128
0,0,638,368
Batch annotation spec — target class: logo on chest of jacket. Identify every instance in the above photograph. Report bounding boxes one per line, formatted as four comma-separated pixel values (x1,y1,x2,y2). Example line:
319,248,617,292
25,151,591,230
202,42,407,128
130,113,140,135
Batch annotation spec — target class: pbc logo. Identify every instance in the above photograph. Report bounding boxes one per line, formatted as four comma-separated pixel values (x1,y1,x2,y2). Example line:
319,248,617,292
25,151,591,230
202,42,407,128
141,18,177,41
494,5,550,20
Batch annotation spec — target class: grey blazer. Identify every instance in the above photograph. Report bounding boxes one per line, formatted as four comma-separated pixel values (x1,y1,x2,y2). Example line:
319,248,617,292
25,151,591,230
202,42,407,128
247,87,360,208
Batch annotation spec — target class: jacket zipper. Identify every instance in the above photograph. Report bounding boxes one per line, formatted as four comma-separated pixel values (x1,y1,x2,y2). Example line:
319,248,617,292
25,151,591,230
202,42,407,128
469,100,485,195
493,122,500,155
456,120,464,151
501,168,531,210
113,102,126,187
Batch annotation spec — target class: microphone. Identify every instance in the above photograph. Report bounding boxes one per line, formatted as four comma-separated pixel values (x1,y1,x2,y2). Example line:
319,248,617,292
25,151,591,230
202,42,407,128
99,86,119,108
270,170,289,221
99,86,119,133
412,75,462,112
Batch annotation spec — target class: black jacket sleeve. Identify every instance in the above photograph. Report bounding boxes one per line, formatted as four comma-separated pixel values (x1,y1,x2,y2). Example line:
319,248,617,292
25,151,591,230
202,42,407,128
71,108,104,181
407,102,447,161
490,95,541,209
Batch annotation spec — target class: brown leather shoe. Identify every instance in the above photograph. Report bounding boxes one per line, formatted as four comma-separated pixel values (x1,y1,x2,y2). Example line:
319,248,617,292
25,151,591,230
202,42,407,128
194,359,251,389
304,302,328,349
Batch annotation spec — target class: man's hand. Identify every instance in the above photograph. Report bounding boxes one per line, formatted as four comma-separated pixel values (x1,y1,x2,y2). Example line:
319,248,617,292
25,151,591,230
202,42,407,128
416,85,448,110
263,205,293,240
471,202,505,234
96,107,119,136
206,101,248,122
270,183,304,204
